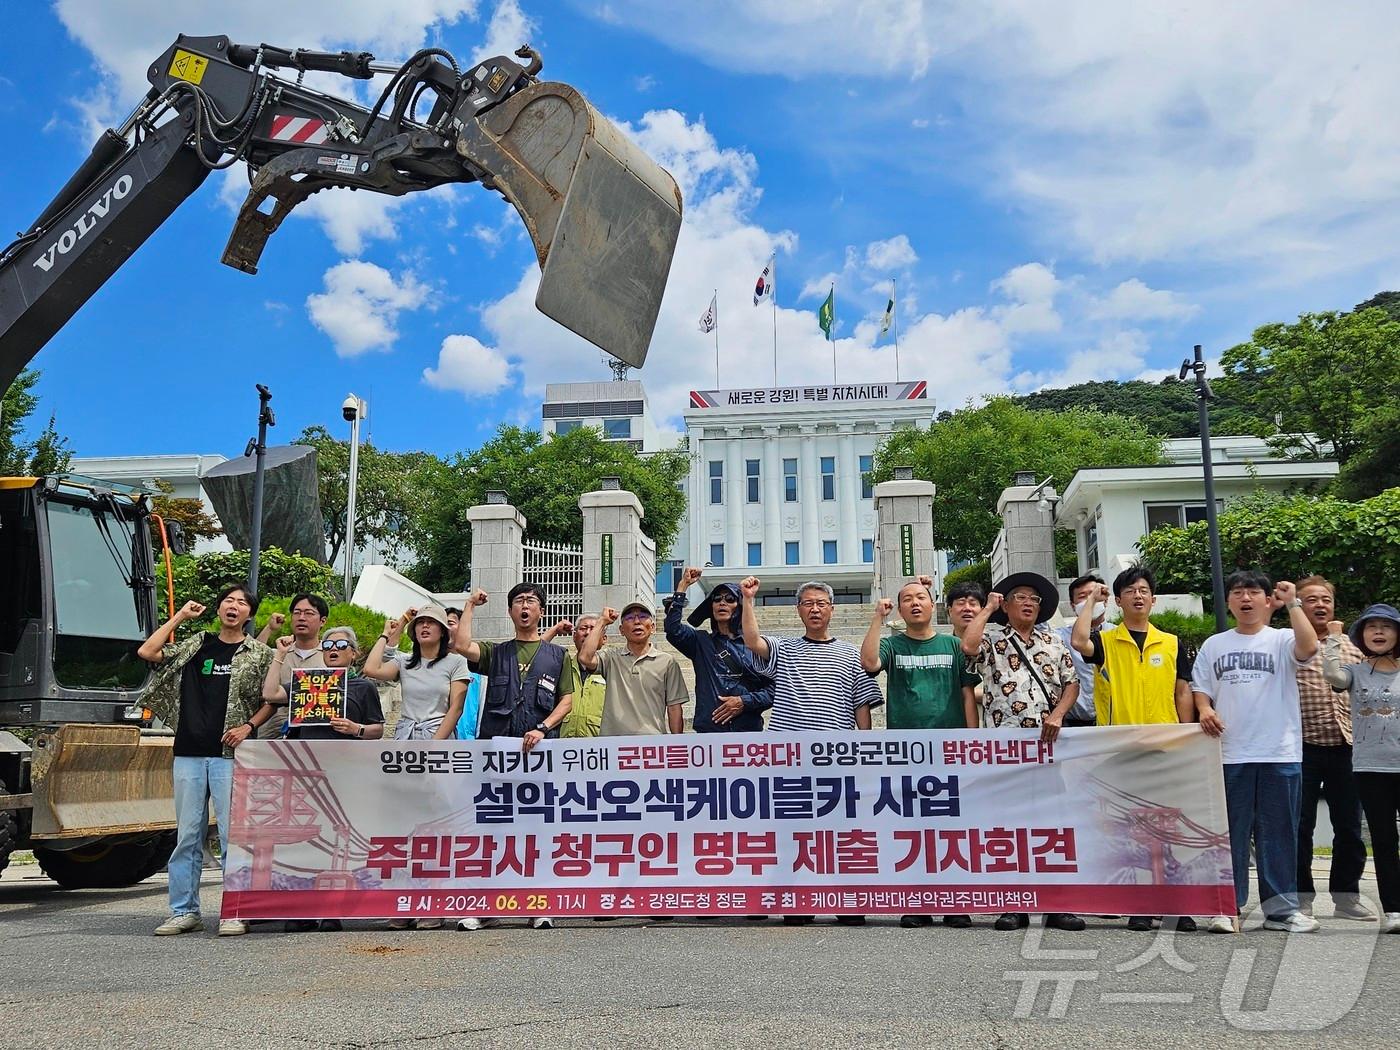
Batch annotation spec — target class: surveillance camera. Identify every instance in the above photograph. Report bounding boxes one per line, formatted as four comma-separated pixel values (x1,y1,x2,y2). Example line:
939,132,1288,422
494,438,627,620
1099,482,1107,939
1178,360,1191,382
342,396,360,422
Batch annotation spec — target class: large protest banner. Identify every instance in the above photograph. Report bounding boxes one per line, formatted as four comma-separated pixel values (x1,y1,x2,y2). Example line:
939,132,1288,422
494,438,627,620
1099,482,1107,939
221,726,1236,920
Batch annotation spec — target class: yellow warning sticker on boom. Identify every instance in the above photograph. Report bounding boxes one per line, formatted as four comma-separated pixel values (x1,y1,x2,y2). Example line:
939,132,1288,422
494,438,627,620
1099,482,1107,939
169,49,209,85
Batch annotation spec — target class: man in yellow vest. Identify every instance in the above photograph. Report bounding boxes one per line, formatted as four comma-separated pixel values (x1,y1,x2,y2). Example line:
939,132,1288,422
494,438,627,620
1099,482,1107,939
1070,563,1197,932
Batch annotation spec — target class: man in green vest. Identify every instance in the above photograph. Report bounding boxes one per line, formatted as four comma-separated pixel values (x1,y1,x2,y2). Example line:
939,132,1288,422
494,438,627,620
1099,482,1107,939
861,576,979,930
1069,563,1197,932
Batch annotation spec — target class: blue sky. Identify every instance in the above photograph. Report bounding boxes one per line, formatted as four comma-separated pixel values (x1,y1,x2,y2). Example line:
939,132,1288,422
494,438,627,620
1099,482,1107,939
4,1,1398,460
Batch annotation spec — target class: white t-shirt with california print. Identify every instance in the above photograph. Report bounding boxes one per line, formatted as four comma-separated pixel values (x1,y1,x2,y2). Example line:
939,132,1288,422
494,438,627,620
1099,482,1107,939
1191,626,1304,765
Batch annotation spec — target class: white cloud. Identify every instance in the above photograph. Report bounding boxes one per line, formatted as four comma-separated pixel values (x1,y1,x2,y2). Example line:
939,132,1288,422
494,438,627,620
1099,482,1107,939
1015,330,1151,391
471,0,536,64
1088,278,1200,323
305,261,430,356
589,1,1400,283
990,262,1062,335
423,333,512,394
634,74,657,92
864,234,918,271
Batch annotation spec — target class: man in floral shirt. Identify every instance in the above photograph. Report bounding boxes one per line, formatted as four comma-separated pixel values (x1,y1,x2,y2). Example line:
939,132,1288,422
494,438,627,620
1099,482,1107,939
961,570,1082,932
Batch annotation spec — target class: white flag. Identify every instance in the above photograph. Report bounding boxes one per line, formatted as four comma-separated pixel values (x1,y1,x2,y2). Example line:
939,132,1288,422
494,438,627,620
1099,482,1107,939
880,293,895,337
753,255,775,306
698,294,717,334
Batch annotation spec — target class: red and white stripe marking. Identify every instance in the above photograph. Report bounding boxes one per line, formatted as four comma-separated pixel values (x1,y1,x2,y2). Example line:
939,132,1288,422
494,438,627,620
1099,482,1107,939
268,115,328,144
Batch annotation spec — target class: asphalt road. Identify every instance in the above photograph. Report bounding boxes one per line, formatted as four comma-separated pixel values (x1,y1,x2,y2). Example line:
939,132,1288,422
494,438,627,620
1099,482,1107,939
3,860,1398,1050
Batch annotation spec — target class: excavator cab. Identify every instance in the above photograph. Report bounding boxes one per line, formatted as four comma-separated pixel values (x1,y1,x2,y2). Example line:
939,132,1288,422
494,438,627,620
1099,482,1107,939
0,476,180,886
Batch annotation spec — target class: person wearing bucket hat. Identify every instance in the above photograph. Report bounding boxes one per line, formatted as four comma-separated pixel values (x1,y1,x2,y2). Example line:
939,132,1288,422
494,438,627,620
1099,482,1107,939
1324,603,1400,932
961,571,1084,933
364,605,469,745
664,567,774,733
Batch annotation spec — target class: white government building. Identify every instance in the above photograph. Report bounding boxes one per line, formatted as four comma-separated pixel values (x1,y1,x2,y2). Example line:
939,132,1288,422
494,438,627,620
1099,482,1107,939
541,379,939,604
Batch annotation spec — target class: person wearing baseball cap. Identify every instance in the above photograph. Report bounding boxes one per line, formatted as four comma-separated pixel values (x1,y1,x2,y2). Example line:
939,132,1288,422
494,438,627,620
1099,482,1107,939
664,567,774,733
961,570,1084,933
578,597,689,737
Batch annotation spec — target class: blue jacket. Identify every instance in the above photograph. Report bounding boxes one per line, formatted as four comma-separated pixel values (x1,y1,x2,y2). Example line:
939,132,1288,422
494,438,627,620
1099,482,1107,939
664,593,775,732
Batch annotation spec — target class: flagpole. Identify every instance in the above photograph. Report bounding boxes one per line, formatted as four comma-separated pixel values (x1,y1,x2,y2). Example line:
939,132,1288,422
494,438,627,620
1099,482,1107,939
831,282,838,383
713,288,720,388
771,272,779,387
892,278,901,382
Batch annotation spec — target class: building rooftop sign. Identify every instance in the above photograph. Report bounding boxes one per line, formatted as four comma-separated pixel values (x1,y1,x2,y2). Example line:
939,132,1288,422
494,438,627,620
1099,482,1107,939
688,381,926,409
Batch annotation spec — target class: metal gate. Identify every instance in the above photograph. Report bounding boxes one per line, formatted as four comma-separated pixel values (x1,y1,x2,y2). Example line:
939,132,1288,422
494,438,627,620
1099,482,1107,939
522,539,584,628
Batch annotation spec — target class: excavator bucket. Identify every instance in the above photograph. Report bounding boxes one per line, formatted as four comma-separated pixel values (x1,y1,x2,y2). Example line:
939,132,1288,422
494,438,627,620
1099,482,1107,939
28,724,177,838
457,81,683,368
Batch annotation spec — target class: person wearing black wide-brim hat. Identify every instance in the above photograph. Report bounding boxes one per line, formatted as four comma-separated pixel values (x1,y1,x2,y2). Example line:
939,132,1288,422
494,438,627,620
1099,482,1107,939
664,567,774,733
960,569,1085,933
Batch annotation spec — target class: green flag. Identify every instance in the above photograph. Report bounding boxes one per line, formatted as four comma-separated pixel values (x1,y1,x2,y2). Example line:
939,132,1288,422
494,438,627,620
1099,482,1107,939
818,287,834,340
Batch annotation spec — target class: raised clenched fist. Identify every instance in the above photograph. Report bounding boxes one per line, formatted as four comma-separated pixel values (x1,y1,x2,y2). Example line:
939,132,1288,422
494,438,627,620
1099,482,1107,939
276,634,295,651
1328,620,1345,637
1272,581,1297,608
1094,583,1110,603
680,566,704,589
874,597,894,619
469,589,489,607
177,600,206,621
600,607,619,626
986,592,1004,612
740,576,761,600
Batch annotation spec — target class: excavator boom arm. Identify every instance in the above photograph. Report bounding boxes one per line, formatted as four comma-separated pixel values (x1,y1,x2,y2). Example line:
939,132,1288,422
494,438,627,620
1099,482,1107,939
0,34,681,391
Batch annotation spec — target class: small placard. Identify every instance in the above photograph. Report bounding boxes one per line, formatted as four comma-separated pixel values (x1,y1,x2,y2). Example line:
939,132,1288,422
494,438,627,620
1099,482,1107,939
601,533,614,585
289,667,347,726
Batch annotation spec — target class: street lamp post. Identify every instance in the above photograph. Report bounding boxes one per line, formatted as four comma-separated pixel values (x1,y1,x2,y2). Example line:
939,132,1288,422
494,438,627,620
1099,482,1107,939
342,394,366,602
246,384,275,604
1180,344,1227,631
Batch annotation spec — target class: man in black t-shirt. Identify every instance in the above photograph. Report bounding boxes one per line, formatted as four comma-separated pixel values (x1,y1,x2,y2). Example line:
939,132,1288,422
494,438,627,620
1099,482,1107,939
138,584,273,938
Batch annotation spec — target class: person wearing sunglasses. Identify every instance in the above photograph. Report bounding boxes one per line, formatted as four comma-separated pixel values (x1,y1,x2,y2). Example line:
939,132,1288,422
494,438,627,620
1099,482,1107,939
265,626,384,933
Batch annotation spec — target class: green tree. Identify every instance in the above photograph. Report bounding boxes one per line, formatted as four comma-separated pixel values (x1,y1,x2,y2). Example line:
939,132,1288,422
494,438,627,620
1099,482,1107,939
1337,404,1400,499
1,369,72,475
296,425,446,569
1136,488,1400,616
1216,309,1400,464
871,398,1164,564
415,425,689,592
1015,377,1266,439
148,479,222,555
1354,290,1400,324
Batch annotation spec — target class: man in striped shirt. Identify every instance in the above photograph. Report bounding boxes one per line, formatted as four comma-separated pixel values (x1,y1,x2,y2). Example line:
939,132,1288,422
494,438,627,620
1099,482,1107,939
739,576,883,928
739,577,883,732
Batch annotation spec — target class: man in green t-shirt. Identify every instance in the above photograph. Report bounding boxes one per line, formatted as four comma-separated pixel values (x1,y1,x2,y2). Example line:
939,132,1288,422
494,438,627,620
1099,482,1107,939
861,577,978,931
861,580,978,731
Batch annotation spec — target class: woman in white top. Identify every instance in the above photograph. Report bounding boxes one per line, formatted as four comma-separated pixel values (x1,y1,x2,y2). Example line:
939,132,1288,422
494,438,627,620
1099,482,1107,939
364,605,469,741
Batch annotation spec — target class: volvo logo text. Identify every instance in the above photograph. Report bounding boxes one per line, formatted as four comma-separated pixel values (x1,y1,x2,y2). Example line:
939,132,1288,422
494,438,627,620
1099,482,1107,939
31,174,134,273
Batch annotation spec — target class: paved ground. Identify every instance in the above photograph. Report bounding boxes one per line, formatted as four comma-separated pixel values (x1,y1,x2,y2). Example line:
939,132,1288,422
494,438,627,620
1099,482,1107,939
2,858,1397,1050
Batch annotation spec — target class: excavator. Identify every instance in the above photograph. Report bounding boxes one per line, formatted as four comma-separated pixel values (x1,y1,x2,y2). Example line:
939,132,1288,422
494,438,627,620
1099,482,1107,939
0,34,681,885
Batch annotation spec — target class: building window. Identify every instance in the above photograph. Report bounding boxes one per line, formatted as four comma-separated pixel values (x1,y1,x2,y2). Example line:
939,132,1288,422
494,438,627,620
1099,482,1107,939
656,560,684,593
554,419,582,435
859,454,874,499
709,460,723,504
785,541,800,565
747,542,762,566
823,540,838,564
1144,500,1225,533
746,459,760,503
783,458,798,502
603,417,632,439
862,538,874,563
1083,516,1099,570
709,543,725,566
821,456,836,501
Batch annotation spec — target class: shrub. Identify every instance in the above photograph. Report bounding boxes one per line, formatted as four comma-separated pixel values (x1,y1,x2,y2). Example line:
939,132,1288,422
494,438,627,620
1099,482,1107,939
1137,488,1400,618
154,547,337,622
944,559,991,598
255,597,409,654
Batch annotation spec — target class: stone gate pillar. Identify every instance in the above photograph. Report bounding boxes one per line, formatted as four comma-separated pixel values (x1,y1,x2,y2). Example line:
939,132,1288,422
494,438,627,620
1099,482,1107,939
465,493,525,641
873,468,937,605
579,479,648,617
